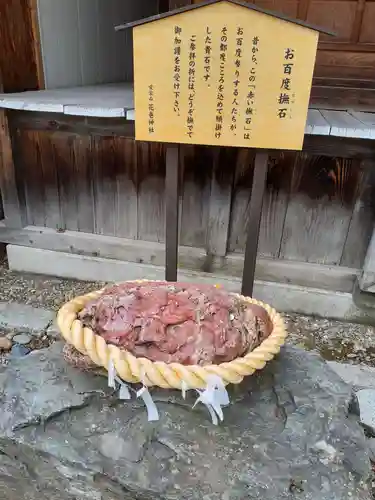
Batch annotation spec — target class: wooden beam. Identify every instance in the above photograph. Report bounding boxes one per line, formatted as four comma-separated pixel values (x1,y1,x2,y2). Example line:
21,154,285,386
241,151,268,297
28,0,45,89
0,109,23,228
319,42,375,52
302,135,375,160
165,144,180,281
9,111,135,138
0,0,40,92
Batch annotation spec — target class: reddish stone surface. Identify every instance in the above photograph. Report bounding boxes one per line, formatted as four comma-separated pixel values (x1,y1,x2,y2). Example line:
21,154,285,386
79,282,272,366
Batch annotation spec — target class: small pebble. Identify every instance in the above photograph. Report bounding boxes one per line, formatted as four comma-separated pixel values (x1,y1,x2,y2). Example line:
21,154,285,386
12,333,32,345
0,336,12,351
11,344,31,357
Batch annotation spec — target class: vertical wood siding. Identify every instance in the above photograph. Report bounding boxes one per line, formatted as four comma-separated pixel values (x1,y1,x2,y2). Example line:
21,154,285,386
12,123,375,269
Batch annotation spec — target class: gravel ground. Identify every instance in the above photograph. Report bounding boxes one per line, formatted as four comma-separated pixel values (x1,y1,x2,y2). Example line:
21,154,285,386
0,257,105,310
285,314,375,366
1,256,375,365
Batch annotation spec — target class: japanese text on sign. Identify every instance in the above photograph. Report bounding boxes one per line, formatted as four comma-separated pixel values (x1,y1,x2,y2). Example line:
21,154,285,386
133,1,319,150
148,84,155,134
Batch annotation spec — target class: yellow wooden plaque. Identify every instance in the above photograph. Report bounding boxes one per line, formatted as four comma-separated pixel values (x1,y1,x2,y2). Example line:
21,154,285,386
132,1,319,150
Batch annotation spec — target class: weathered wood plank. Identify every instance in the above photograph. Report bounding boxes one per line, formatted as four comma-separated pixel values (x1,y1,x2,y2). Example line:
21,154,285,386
351,0,366,43
229,150,293,258
0,110,23,227
92,135,117,236
55,134,80,231
15,129,45,227
37,132,62,230
258,151,295,258
341,159,375,268
10,110,135,137
73,135,95,233
228,149,254,253
180,145,210,248
280,154,360,264
0,83,135,115
137,142,166,242
114,136,138,239
0,0,41,92
303,134,375,160
207,148,234,257
29,0,45,89
0,224,359,293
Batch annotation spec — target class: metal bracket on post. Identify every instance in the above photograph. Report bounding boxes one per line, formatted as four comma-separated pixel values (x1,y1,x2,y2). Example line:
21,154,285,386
241,151,269,297
165,144,179,281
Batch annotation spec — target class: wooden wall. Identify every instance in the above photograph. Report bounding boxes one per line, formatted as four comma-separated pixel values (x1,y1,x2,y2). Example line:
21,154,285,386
9,111,375,271
171,0,375,107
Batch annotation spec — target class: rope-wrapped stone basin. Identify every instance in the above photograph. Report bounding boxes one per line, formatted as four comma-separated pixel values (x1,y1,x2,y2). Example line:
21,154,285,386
57,280,287,390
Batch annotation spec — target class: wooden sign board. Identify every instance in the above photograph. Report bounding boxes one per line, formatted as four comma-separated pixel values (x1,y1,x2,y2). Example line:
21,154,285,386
131,0,319,150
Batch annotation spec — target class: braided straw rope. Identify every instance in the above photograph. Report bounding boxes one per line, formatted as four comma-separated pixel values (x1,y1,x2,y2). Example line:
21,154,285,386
57,281,287,389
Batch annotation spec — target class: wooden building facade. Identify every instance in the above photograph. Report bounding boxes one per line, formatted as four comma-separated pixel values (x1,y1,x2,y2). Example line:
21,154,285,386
172,0,375,107
1,0,375,321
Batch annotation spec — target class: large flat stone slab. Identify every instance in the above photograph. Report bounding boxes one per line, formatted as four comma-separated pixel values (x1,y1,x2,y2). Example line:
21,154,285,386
0,302,54,336
0,343,371,500
328,361,375,390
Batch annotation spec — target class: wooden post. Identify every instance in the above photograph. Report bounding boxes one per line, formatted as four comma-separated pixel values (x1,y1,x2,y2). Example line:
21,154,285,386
241,151,269,297
165,144,179,281
0,109,23,228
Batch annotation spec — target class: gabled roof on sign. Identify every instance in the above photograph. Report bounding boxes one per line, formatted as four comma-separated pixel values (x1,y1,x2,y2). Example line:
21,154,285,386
115,0,335,36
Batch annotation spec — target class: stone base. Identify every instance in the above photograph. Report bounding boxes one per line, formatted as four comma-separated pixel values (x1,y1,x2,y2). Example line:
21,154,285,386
7,244,375,324
0,342,371,499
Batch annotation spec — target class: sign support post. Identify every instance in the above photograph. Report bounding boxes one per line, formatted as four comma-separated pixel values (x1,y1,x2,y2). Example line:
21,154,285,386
165,144,180,281
241,150,269,296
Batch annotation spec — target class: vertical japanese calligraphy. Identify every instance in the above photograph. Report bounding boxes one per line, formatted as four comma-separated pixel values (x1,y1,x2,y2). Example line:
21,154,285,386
243,36,259,141
173,26,182,116
148,84,155,134
215,26,228,140
187,35,197,138
278,47,295,120
204,27,212,84
230,27,243,135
